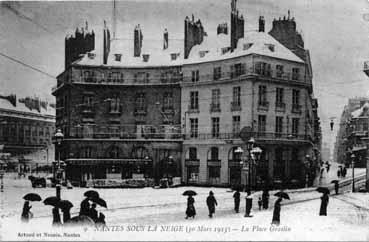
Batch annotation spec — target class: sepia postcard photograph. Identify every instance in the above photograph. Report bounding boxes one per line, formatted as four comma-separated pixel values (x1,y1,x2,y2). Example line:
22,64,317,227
1,0,369,241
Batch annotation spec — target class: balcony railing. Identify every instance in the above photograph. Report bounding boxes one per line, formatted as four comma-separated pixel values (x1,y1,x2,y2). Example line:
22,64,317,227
210,103,221,113
292,104,302,114
188,104,200,113
275,102,286,112
69,124,182,140
258,101,269,111
231,101,242,111
184,132,310,141
182,66,308,83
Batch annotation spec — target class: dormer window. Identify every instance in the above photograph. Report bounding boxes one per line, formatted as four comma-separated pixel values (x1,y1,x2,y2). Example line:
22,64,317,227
142,54,150,62
170,53,180,61
265,44,275,52
114,54,122,61
199,50,209,58
243,43,253,50
87,52,96,59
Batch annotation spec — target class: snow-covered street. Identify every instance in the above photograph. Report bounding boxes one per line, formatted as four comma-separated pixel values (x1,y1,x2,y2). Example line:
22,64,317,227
1,169,369,241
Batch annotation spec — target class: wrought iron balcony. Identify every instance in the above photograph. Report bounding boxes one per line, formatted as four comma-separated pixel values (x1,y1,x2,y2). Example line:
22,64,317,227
210,103,221,113
188,104,200,113
184,132,310,141
258,101,269,111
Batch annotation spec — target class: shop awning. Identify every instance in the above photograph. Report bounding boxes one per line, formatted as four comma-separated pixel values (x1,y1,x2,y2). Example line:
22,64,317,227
66,158,152,166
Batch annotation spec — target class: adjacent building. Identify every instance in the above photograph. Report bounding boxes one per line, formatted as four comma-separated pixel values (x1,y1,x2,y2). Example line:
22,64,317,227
0,94,55,169
53,0,321,188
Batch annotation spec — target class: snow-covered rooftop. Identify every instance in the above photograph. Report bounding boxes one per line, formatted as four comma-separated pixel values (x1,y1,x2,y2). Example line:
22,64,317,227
0,98,55,117
74,31,304,68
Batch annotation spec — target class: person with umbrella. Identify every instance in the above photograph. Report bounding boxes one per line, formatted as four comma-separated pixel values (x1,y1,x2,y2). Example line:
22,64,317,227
272,191,289,225
206,191,218,218
88,203,98,222
44,196,61,226
317,187,329,216
262,189,270,209
244,190,253,217
233,189,241,213
183,190,196,219
331,180,339,195
96,212,106,226
21,193,41,222
58,200,73,223
80,197,91,216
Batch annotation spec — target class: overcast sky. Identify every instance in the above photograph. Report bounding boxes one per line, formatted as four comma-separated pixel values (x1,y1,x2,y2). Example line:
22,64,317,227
1,0,369,153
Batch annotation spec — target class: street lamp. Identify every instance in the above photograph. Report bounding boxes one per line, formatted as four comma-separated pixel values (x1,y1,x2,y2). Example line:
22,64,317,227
53,129,64,199
234,147,244,189
351,153,356,192
251,147,262,189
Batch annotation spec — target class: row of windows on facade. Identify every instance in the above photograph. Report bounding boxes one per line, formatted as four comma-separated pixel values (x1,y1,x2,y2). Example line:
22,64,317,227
189,115,300,138
189,86,301,110
77,146,172,159
0,125,53,138
81,70,181,83
192,62,301,82
58,92,175,115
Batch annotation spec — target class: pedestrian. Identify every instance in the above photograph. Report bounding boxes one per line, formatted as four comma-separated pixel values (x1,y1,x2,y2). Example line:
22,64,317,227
79,197,90,216
61,207,71,224
206,191,218,218
185,195,196,219
262,189,270,209
88,203,98,222
334,182,339,195
21,201,32,222
337,169,341,178
326,162,331,173
244,190,253,217
319,192,329,216
52,207,62,226
271,197,282,225
342,166,347,178
258,197,262,210
96,212,106,226
233,190,241,213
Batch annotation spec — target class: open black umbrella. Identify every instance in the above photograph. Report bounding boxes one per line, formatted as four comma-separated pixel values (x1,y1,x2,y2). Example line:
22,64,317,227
274,191,290,200
84,190,99,199
331,180,339,184
316,187,330,194
43,196,60,206
91,197,107,208
182,190,197,196
58,200,73,210
23,193,42,202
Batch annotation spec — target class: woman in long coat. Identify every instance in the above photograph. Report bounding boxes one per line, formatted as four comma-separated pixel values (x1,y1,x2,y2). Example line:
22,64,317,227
61,207,71,224
262,189,270,209
319,193,329,216
206,191,218,218
21,201,32,222
185,195,196,219
52,207,62,226
233,190,241,213
272,197,282,225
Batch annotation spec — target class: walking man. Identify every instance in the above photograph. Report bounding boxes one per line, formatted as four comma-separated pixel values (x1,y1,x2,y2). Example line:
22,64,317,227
206,191,218,218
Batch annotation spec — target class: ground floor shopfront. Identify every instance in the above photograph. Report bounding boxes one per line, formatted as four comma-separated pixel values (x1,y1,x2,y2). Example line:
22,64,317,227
62,140,182,185
182,139,318,189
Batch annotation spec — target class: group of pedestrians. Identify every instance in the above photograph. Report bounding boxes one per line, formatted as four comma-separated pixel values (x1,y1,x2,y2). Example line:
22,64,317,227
337,165,347,178
79,197,106,225
185,189,283,225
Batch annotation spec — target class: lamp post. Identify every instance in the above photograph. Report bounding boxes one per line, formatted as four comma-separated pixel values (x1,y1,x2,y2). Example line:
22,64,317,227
54,129,64,199
351,153,356,192
235,146,244,187
251,147,262,190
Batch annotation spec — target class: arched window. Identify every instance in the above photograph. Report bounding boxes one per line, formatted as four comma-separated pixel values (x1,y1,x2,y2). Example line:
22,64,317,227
185,147,197,160
207,147,219,161
131,146,149,159
228,146,241,161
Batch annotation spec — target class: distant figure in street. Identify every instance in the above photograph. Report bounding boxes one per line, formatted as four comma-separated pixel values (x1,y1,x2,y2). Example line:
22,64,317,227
262,189,270,209
21,201,32,222
326,162,331,173
206,191,218,218
334,182,339,195
272,197,282,225
233,190,241,213
342,166,347,178
96,212,106,226
244,190,253,217
88,203,98,222
258,197,262,210
337,169,341,178
319,193,329,216
52,207,62,226
79,197,90,216
185,195,196,219
61,207,71,224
